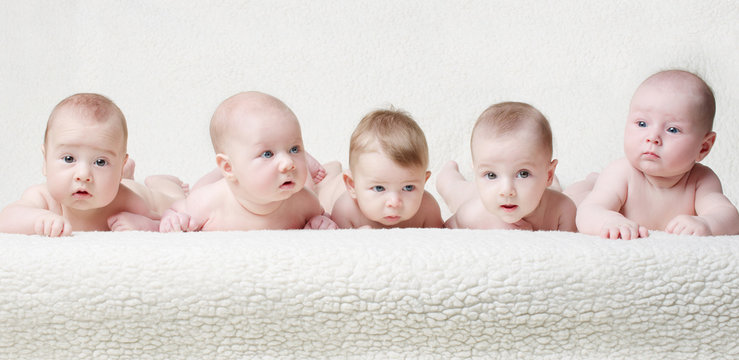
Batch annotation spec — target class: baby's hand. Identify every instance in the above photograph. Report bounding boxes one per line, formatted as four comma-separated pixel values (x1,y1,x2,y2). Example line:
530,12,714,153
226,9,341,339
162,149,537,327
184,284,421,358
304,214,338,230
108,212,159,232
159,209,200,232
508,219,534,231
601,217,648,240
34,213,71,237
665,215,711,236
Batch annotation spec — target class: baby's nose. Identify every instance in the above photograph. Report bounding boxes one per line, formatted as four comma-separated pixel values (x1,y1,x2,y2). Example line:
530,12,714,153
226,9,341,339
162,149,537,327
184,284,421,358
386,193,401,207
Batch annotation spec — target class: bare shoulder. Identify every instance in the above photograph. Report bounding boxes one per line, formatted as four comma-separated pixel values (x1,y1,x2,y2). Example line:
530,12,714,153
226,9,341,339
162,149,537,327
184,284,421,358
541,189,577,231
450,196,488,229
16,183,56,210
329,192,364,228
543,188,576,212
417,191,443,227
288,188,323,216
690,163,722,185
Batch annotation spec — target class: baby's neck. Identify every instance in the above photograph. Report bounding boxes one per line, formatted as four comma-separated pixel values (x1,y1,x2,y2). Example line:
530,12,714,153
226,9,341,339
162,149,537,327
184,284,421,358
61,205,111,231
233,196,285,216
642,169,692,189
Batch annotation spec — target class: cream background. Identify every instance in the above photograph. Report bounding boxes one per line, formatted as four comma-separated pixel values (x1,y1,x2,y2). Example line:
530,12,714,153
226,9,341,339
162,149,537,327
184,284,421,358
2,1,738,217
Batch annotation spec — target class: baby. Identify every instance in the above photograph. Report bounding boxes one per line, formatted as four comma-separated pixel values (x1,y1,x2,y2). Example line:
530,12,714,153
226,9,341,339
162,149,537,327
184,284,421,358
314,108,444,229
437,102,576,231
159,91,336,231
0,93,187,236
571,70,739,239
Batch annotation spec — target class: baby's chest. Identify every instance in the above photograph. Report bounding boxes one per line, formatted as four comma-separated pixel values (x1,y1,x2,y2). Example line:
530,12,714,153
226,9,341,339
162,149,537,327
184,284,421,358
622,184,696,230
206,205,308,231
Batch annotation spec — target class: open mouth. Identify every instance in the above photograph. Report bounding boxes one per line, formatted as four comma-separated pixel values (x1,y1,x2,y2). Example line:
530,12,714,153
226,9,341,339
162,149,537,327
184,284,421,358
73,190,91,198
279,181,295,190
500,204,518,212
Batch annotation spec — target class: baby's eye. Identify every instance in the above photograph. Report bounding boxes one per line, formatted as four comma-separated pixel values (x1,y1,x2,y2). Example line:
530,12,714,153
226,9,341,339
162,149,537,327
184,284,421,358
402,185,415,192
517,170,530,178
666,127,680,134
261,151,274,158
637,121,647,128
63,155,75,163
94,159,108,167
485,172,496,180
372,185,385,192
289,146,300,154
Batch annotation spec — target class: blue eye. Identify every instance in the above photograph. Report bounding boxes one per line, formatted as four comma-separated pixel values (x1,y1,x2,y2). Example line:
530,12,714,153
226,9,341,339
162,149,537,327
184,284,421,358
94,159,108,167
63,155,75,163
289,146,300,154
517,170,530,178
667,127,680,134
261,151,274,158
402,185,415,191
637,121,647,128
485,172,496,180
372,185,385,192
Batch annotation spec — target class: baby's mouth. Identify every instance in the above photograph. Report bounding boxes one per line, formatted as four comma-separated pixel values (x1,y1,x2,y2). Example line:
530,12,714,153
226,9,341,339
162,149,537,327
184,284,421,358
279,181,295,189
642,151,660,159
500,204,518,212
73,190,91,198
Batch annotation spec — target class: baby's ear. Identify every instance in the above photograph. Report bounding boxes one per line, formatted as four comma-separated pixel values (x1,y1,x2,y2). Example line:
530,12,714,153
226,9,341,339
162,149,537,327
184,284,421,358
546,159,559,187
424,171,431,183
342,171,357,199
696,131,716,162
216,154,235,181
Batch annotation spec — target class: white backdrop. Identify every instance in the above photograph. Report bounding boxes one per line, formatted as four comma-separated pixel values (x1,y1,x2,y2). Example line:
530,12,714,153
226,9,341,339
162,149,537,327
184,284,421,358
2,1,737,217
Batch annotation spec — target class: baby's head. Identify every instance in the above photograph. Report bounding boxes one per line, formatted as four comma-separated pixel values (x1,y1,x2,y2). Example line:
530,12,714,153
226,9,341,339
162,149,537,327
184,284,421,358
344,108,431,226
42,93,129,210
624,70,717,178
470,102,557,224
210,91,307,206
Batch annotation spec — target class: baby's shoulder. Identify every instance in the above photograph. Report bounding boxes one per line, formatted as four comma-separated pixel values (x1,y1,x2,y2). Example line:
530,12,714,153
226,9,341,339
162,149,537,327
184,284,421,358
18,183,57,209
286,188,322,214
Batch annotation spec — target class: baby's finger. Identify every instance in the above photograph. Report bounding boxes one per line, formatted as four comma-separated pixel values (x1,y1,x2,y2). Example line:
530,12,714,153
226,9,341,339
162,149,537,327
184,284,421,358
61,220,72,236
636,226,647,238
49,219,66,237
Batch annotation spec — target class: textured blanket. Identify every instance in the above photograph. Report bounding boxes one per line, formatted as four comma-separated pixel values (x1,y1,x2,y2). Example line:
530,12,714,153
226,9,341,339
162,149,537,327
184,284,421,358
1,229,737,359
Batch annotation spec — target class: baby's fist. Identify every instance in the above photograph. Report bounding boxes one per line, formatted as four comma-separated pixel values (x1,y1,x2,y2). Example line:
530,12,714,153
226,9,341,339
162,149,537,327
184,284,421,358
159,209,193,232
665,215,711,236
34,213,71,237
304,214,338,230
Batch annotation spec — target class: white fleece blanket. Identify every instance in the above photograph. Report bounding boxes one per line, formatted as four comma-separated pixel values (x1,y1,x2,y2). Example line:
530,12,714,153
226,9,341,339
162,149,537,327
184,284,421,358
2,229,738,359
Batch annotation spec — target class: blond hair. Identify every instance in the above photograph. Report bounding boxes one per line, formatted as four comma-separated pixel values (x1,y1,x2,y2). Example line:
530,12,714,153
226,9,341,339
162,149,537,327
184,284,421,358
45,93,128,150
639,69,715,131
349,109,429,170
471,102,553,158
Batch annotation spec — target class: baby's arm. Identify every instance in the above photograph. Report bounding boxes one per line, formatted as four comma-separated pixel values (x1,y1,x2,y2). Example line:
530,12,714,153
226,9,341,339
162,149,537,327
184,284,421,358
666,167,739,235
576,160,648,239
0,185,71,237
159,184,216,232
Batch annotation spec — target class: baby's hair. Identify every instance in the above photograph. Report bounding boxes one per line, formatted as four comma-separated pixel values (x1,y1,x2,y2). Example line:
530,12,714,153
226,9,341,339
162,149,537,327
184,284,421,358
209,91,295,154
45,93,128,148
349,108,429,170
640,69,716,131
471,102,553,158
